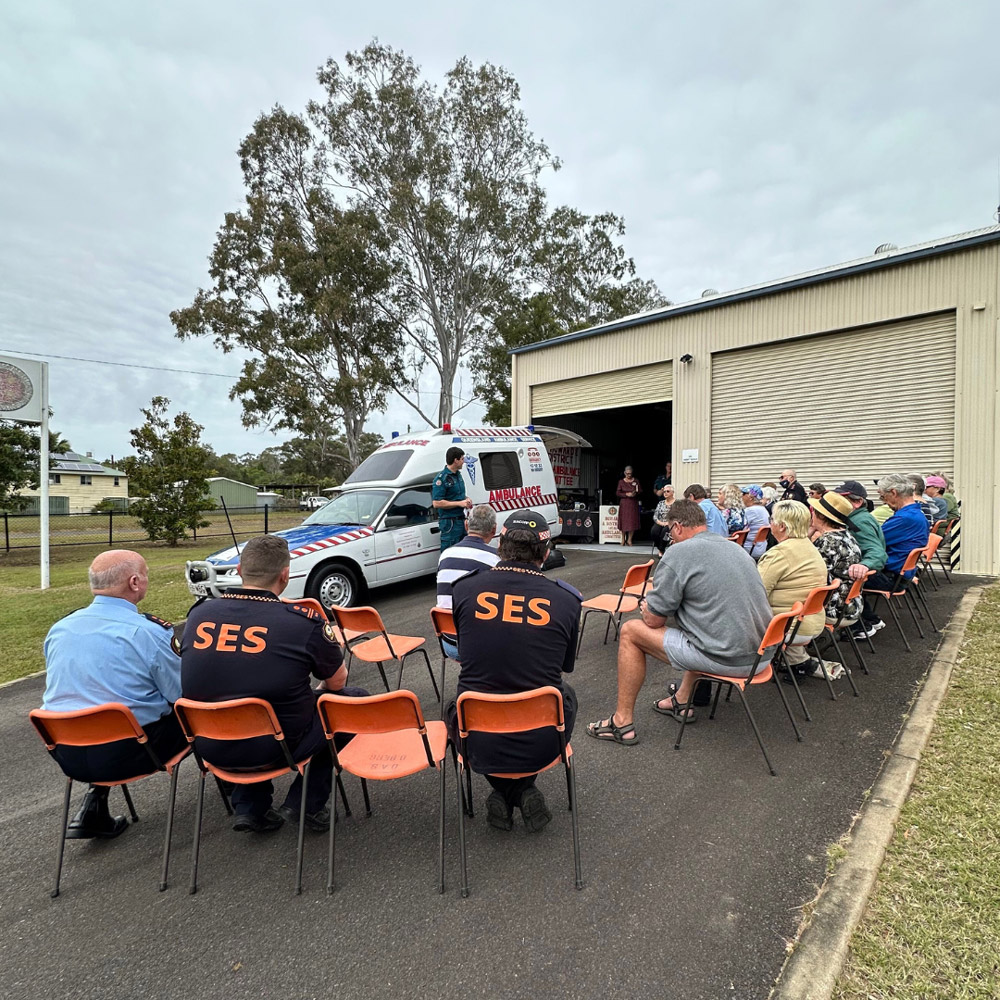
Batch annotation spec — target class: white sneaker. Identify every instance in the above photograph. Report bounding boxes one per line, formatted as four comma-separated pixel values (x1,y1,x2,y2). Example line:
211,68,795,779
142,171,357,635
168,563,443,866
810,659,845,680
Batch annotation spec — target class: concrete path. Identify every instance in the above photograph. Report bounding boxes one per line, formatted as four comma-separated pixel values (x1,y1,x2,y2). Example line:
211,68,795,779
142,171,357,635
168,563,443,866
0,551,980,1000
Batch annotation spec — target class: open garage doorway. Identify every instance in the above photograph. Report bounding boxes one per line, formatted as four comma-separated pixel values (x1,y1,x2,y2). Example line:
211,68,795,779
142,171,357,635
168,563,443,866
535,400,673,536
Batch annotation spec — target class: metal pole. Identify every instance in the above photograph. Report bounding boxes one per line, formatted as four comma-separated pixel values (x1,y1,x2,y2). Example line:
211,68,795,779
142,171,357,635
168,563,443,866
3,511,8,553
109,508,114,547
39,363,50,590
264,503,269,534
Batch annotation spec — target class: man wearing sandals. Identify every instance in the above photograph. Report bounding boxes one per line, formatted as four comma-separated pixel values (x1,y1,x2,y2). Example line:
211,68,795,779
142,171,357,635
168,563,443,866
587,499,773,746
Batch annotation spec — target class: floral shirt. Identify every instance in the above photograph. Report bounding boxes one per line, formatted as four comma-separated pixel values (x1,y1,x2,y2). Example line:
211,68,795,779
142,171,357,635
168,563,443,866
813,529,864,620
722,506,746,533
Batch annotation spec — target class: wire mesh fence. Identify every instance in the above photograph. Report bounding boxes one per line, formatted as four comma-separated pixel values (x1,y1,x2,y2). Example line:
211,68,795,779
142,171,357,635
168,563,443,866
2,506,307,551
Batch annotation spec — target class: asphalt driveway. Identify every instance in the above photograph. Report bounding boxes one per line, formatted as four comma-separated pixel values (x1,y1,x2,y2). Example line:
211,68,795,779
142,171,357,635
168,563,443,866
0,547,978,1000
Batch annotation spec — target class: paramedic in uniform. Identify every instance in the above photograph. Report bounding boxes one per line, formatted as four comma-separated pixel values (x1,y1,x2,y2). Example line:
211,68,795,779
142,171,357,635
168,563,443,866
432,446,473,550
181,534,367,834
447,509,581,833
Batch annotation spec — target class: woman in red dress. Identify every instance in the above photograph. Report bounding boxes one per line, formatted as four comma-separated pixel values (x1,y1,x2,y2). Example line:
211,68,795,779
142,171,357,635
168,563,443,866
616,466,642,545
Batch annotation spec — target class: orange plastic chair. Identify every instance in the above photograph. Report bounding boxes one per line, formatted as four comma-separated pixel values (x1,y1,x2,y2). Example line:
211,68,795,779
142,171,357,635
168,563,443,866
729,529,749,547
455,686,582,897
317,690,449,894
823,570,875,674
328,606,437,700
751,525,771,549
283,597,366,647
672,607,803,775
919,533,949,590
783,580,857,706
29,703,191,897
863,548,937,653
429,607,458,705
173,697,329,895
576,560,654,654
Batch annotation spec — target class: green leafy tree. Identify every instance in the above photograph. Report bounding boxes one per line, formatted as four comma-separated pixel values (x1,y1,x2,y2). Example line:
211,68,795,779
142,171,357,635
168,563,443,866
0,421,72,510
125,397,214,545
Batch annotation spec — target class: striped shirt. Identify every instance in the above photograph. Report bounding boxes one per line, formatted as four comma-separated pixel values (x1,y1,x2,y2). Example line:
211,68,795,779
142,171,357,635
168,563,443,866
436,535,500,609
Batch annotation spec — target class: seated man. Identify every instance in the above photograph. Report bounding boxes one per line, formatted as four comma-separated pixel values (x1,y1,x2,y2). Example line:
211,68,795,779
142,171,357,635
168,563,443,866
448,510,581,833
587,499,772,745
857,473,930,637
682,483,728,536
41,549,186,839
435,503,500,659
181,534,366,833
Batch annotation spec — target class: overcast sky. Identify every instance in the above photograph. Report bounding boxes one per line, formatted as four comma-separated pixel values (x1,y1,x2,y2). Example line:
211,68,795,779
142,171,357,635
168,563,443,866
2,0,998,464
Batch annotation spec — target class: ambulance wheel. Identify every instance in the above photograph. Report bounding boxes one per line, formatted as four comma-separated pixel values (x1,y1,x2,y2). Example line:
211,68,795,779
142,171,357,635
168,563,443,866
311,564,361,610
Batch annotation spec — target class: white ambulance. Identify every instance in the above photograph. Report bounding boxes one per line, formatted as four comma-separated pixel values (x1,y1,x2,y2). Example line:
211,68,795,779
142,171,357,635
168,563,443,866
185,424,589,609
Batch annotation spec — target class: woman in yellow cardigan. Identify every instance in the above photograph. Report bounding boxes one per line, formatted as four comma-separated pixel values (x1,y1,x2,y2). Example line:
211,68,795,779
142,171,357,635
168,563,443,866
757,500,828,675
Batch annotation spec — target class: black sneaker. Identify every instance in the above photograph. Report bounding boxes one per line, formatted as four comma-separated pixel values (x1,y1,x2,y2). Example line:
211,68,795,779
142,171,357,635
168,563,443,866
277,803,331,833
485,791,514,831
232,808,285,833
850,623,876,640
518,786,552,833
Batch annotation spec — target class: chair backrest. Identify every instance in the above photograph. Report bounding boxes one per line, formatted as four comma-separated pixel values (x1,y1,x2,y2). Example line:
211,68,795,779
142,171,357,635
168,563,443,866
901,547,924,574
758,605,802,656
430,606,456,639
620,560,654,594
173,697,285,744
330,604,385,636
923,533,943,558
456,686,564,738
317,690,427,738
797,580,840,618
931,519,947,536
29,703,146,750
752,525,771,545
729,529,749,546
845,570,874,602
281,597,328,621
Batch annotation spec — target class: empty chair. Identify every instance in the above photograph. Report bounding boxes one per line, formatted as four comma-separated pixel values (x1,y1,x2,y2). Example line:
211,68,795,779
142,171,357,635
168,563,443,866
673,607,804,775
29,703,191,897
576,560,654,653
454,686,582,897
317,690,449,894
328,605,437,699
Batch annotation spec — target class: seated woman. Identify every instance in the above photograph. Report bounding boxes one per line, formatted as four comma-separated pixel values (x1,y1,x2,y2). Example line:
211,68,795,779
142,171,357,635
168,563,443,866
740,485,770,559
757,500,828,677
650,485,676,555
717,483,746,535
807,492,864,627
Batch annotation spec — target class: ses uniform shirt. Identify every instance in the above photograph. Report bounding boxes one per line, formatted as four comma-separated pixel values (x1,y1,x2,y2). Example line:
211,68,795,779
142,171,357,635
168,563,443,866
180,589,342,749
43,595,181,726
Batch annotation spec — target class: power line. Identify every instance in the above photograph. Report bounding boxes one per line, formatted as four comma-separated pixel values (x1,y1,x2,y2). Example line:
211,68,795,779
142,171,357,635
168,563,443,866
1,349,239,379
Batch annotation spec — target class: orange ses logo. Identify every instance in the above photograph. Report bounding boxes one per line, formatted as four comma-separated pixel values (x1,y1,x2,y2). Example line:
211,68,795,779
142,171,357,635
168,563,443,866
192,622,269,653
474,592,551,626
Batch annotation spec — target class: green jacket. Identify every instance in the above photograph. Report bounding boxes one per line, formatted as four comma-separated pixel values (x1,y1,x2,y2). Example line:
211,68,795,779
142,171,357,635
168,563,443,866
846,506,887,572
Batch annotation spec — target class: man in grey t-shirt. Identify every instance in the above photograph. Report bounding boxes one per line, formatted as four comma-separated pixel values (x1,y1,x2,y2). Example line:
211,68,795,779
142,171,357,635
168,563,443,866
587,499,773,747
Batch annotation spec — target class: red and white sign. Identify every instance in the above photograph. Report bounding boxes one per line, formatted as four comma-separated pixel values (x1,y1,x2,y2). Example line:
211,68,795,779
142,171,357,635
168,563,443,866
489,485,558,512
548,446,581,488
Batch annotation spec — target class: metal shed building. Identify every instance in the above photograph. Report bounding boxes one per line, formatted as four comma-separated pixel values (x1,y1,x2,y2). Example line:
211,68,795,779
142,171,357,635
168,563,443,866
511,225,1000,576
206,477,259,509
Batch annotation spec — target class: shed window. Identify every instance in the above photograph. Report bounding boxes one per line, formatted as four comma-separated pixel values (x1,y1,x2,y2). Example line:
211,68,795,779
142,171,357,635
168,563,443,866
480,451,523,491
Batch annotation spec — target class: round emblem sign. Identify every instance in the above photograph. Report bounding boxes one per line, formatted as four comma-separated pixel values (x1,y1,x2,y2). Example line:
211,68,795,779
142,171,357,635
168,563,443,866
0,362,33,412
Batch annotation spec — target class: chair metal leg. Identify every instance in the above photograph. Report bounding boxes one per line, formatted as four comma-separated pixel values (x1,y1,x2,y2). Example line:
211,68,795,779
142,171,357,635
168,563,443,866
824,632,860,696
903,591,925,639
709,682,723,720
464,765,474,818
806,638,839,701
843,623,870,675
439,655,447,709
456,759,470,898
770,673,804,741
336,773,352,818
673,700,693,749
935,549,953,583
922,558,940,590
734,687,777,776
882,595,912,652
52,777,73,898
121,784,139,823
779,653,812,722
576,611,592,656
295,763,310,895
214,776,234,814
914,586,939,632
159,762,182,891
189,769,206,895
327,773,338,895
359,777,372,817
376,661,390,692
567,760,583,890
602,612,613,645
418,649,439,701
438,759,446,894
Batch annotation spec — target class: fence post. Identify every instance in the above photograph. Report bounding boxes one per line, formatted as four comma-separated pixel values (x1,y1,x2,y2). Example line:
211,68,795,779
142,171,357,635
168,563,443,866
264,504,269,534
109,509,114,547
3,511,8,553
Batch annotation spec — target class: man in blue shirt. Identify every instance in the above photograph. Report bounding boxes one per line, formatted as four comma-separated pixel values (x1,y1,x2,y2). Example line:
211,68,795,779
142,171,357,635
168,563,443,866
683,483,728,536
432,446,473,550
857,473,930,637
42,550,185,839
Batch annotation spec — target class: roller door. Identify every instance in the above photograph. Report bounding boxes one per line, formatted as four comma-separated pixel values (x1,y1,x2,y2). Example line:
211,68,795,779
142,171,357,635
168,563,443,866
531,362,672,418
710,312,956,492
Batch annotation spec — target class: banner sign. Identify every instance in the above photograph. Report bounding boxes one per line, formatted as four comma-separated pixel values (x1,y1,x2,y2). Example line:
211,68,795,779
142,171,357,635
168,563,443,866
0,354,44,423
599,505,623,544
548,446,581,488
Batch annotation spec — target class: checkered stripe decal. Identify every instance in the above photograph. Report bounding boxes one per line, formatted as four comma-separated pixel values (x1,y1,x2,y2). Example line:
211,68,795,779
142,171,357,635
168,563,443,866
289,528,373,558
489,492,558,512
454,427,533,437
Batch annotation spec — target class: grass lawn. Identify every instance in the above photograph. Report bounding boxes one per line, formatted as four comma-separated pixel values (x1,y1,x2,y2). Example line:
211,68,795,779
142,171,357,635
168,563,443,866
0,540,222,684
833,584,1000,999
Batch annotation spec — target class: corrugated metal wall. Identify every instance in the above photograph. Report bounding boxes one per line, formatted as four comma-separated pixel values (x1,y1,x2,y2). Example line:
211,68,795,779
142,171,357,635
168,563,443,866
531,362,672,417
512,243,1000,574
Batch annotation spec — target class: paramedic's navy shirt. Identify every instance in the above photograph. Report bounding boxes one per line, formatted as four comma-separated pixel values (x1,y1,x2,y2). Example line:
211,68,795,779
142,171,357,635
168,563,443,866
452,563,581,695
180,589,342,745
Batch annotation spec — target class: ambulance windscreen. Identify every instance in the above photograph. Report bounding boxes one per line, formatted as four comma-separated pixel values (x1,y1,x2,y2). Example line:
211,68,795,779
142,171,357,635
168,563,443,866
344,449,414,484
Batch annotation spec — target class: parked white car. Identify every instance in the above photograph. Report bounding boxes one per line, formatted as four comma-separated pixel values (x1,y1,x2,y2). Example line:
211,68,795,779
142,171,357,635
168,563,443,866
299,495,329,510
186,424,588,609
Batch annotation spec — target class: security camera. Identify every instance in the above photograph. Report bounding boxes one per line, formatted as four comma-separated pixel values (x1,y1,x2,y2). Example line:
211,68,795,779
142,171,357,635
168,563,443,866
679,353,693,364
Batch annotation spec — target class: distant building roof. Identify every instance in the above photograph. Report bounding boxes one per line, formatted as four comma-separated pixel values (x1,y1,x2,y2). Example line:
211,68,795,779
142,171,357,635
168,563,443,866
206,477,258,489
51,451,125,476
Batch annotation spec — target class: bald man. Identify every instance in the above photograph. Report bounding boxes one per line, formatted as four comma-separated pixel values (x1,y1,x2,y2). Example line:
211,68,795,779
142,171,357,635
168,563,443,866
41,549,186,839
